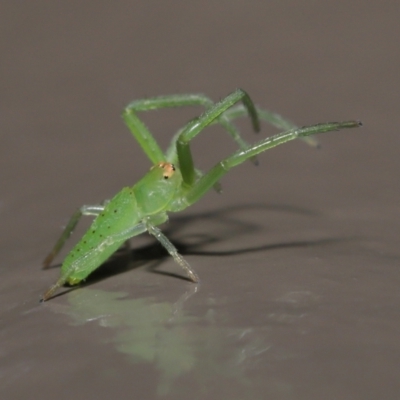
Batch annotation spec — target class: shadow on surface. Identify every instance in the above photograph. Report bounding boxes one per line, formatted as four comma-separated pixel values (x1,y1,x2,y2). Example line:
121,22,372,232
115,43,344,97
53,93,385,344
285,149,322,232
44,203,348,298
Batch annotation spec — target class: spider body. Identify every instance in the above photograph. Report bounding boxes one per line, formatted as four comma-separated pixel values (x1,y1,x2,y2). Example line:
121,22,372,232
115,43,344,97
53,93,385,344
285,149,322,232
41,89,361,301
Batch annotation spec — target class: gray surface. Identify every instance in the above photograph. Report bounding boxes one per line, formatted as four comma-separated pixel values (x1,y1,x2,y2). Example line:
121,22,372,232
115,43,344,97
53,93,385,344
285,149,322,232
1,1,399,399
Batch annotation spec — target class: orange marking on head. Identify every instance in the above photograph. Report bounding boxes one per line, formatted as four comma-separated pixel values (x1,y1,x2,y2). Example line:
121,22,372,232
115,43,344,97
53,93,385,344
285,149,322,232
151,162,176,179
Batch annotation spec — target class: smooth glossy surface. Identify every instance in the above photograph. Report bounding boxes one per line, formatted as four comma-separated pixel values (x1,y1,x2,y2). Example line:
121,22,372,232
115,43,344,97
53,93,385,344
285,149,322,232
1,1,399,399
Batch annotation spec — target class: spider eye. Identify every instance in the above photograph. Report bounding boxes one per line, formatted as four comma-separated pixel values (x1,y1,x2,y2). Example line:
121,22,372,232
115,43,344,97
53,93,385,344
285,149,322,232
151,162,176,179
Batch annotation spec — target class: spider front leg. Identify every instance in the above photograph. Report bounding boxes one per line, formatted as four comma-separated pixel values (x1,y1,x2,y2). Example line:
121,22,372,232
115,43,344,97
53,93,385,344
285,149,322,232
175,89,259,186
122,91,259,166
223,105,319,148
42,204,105,268
181,121,362,206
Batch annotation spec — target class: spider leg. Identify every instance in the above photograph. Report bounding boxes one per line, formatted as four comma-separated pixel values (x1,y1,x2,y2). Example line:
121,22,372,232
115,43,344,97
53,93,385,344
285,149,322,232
145,218,199,283
175,89,259,186
181,121,362,206
123,92,259,165
223,105,319,148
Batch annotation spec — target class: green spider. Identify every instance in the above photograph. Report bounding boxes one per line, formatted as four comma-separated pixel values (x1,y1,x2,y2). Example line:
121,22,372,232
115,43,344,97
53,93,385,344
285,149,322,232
41,89,361,301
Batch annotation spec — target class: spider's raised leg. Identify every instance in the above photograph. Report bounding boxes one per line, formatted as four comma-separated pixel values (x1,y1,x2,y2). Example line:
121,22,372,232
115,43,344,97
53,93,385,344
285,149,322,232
223,105,319,148
181,121,362,206
122,92,259,165
175,89,259,186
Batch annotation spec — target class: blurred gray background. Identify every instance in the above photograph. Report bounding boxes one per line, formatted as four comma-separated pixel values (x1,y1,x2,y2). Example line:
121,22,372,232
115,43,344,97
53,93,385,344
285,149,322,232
1,1,399,399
